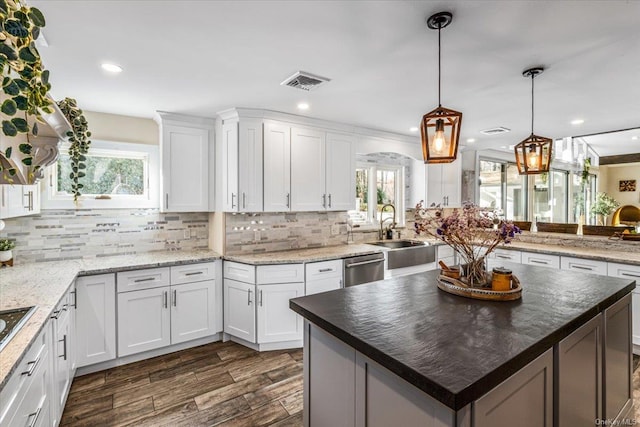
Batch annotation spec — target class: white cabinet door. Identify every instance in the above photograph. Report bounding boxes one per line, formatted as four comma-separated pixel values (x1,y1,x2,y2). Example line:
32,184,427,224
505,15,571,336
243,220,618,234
171,280,217,344
427,161,461,207
291,127,325,211
326,133,355,211
224,279,256,343
263,121,291,212
257,282,304,343
54,307,72,420
117,287,171,357
0,185,25,219
161,124,210,212
561,256,607,275
521,251,560,269
76,274,116,367
221,121,239,212
306,259,343,295
238,119,263,212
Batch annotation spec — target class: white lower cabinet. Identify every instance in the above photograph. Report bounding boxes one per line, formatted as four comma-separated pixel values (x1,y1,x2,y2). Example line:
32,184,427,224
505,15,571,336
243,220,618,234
521,251,560,269
75,274,116,367
305,260,343,296
117,263,220,357
223,261,304,348
50,286,76,423
560,256,607,275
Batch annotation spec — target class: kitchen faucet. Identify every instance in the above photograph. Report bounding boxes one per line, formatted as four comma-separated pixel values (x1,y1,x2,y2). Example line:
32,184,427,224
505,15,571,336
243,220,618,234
379,203,396,240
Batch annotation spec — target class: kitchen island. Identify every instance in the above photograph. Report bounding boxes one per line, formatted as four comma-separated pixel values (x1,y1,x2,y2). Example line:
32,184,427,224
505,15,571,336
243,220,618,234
290,264,636,427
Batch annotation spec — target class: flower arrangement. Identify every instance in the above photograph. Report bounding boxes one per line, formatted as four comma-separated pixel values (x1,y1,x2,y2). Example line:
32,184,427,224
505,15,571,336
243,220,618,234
590,192,619,217
414,201,521,287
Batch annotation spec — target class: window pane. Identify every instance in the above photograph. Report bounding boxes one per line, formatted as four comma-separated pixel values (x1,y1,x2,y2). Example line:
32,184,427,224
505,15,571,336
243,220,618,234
57,154,145,196
376,169,396,222
479,160,502,210
505,164,526,220
532,174,551,222
551,171,567,222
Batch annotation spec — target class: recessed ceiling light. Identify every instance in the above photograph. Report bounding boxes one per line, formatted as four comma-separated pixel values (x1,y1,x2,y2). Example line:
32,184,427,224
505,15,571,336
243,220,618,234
571,119,584,125
101,63,123,73
297,102,309,110
632,136,638,141
409,127,419,132
466,138,476,143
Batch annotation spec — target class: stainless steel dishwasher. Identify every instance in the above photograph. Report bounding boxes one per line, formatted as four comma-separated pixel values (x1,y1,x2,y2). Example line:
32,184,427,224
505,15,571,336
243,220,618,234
343,252,385,287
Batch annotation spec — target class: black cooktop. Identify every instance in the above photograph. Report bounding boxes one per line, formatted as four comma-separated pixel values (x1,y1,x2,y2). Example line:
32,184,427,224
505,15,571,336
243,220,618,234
0,307,36,352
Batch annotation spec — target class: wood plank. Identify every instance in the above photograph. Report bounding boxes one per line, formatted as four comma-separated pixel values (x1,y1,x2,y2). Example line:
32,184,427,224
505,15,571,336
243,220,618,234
243,374,303,410
68,371,106,393
214,400,290,427
104,351,182,384
228,353,296,382
195,375,272,410
152,372,236,411
270,412,303,427
177,341,235,363
113,372,198,408
216,343,260,361
60,395,113,425
171,396,252,426
65,396,155,427
127,400,200,427
279,389,303,415
148,352,222,383
267,362,303,383
66,373,151,407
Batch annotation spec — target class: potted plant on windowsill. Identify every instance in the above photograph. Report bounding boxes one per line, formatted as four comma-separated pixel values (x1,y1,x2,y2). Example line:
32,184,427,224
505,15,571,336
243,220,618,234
0,238,15,266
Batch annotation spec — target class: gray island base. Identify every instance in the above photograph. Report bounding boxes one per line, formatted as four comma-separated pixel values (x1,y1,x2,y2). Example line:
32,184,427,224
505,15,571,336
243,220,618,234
290,265,636,427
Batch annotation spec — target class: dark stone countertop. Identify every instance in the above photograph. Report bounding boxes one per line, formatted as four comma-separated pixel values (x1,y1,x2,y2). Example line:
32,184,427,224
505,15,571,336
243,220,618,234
290,264,636,411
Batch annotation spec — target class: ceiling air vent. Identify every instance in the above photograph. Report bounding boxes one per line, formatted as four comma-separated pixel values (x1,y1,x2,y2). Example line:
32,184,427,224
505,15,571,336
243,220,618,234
280,71,330,91
480,127,511,135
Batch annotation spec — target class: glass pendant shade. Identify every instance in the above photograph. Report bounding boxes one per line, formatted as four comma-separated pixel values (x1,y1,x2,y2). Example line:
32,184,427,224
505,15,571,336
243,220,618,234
421,105,462,163
514,134,553,174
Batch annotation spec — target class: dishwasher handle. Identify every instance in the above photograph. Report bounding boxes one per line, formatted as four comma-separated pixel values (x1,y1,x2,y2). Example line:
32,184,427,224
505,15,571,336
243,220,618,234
345,259,384,268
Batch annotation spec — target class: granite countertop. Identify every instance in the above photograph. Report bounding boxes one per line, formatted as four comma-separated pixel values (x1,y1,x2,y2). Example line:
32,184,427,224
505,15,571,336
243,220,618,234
224,243,387,264
290,265,635,410
0,249,221,389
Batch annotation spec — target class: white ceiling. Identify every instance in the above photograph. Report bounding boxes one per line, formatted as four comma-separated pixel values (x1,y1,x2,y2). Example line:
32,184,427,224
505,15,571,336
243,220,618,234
578,128,640,157
31,0,640,154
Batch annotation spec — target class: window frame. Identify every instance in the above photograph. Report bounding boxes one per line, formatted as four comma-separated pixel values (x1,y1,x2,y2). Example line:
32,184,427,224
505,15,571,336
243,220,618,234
41,140,159,209
349,163,405,228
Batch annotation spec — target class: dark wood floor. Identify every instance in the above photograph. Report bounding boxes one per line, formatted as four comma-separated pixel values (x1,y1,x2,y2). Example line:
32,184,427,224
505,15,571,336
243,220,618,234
61,341,303,426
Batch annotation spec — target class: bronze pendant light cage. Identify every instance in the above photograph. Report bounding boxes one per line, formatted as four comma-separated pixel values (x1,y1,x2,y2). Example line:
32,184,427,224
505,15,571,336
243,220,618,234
421,12,462,164
514,67,553,175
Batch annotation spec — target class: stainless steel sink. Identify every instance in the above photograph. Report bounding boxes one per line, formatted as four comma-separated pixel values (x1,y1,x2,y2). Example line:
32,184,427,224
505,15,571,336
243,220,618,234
0,306,36,352
367,240,436,270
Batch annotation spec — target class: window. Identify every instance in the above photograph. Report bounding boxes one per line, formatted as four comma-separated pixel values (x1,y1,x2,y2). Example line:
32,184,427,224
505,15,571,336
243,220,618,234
349,164,405,227
478,160,527,219
42,140,159,209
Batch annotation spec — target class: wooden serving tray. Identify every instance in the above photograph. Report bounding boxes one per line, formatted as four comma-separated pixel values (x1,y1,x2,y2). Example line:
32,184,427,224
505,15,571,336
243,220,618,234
437,274,522,301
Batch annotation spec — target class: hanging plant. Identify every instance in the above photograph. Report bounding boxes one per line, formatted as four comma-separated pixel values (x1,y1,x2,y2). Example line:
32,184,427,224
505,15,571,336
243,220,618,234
58,97,91,202
0,0,52,179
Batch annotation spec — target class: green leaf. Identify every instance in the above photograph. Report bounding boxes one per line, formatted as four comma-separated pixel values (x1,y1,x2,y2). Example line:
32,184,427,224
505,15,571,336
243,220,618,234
4,19,29,38
18,143,32,154
69,173,74,179
21,157,32,166
78,172,86,178
5,147,12,158
76,183,84,189
41,69,49,86
28,8,46,27
8,168,16,176
78,163,86,169
78,155,86,162
2,120,17,136
19,66,34,79
13,79,28,90
14,96,27,110
32,122,38,136
12,118,28,133
31,26,40,41
18,46,37,63
3,80,19,95
1,99,17,116
0,43,18,61
0,0,8,15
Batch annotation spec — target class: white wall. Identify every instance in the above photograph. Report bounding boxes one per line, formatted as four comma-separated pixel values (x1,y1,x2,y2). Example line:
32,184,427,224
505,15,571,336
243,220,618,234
84,111,158,145
600,162,640,207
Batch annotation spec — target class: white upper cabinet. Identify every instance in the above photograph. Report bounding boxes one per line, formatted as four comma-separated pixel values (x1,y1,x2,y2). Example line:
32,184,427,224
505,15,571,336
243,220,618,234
325,132,355,211
155,112,214,212
291,127,326,211
221,118,264,212
427,160,461,207
263,120,291,212
0,184,40,219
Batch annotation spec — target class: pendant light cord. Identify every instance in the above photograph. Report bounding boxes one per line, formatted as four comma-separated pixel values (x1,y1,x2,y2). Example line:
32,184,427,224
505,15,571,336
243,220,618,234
531,73,535,135
438,23,442,107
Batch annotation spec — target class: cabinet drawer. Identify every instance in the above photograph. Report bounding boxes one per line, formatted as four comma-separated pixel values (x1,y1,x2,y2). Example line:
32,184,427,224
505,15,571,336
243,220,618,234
117,267,170,293
257,264,304,284
607,262,640,283
521,252,560,269
306,259,343,281
492,249,521,263
436,245,454,260
224,261,256,283
561,256,607,275
171,262,216,285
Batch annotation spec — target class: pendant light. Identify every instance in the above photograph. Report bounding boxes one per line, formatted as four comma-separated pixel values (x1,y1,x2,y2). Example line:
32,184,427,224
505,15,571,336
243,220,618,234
420,11,462,164
514,67,553,174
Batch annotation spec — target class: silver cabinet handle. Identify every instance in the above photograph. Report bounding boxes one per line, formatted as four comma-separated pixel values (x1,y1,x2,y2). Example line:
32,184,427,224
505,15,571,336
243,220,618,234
243,192,246,209
497,255,511,259
571,265,593,271
163,291,168,308
50,310,61,320
322,194,326,208
134,277,155,283
59,335,67,360
621,272,640,278
318,268,333,273
71,290,77,308
328,194,332,208
165,193,169,209
259,290,263,306
27,405,43,427
286,193,290,209
21,356,40,376
231,193,236,208
23,191,30,209
185,271,203,276
173,289,177,307
530,259,548,265
247,289,253,305
62,303,68,312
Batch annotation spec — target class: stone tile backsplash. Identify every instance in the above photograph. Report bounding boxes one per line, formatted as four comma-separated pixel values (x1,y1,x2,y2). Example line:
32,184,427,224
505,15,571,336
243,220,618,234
0,209,209,264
